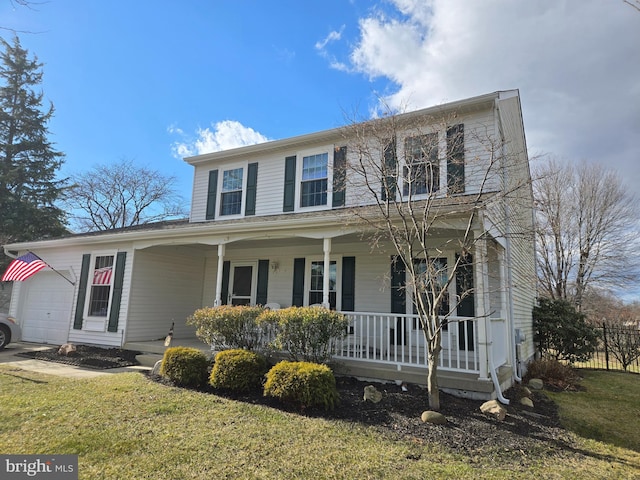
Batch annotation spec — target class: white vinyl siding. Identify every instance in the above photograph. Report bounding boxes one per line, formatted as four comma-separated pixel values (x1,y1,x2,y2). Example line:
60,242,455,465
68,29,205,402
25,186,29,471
126,248,204,342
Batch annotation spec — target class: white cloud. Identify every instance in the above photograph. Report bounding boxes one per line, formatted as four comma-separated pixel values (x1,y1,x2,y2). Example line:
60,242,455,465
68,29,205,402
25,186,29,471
170,120,270,158
315,27,345,51
341,0,640,188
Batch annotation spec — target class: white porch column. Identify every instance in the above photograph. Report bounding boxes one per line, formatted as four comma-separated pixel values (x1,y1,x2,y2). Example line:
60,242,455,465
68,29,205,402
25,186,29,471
474,236,490,379
323,238,331,308
214,244,226,306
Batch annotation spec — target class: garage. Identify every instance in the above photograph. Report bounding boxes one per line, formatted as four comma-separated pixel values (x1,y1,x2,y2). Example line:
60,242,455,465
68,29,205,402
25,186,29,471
20,272,74,345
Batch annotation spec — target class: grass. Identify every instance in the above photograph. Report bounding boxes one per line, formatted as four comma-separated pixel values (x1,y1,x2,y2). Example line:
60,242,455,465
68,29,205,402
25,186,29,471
1,366,639,479
544,369,640,452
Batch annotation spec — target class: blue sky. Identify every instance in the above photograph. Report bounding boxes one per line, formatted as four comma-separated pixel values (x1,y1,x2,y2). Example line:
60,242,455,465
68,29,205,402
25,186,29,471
2,1,639,204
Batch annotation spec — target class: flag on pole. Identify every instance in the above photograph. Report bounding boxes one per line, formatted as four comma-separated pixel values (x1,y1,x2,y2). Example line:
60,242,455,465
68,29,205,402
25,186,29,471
1,252,47,282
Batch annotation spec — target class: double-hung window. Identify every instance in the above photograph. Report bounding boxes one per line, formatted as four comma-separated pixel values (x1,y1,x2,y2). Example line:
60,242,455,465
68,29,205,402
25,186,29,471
301,153,328,207
220,168,243,216
88,255,114,317
309,260,336,308
412,257,450,329
403,133,439,196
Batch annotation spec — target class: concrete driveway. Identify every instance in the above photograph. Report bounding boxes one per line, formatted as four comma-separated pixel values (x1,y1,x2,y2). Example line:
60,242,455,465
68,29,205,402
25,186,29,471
0,342,149,379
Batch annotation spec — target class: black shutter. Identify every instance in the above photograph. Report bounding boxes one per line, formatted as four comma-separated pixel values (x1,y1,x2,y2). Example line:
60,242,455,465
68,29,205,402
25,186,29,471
341,256,355,311
390,256,406,314
447,124,465,194
390,256,406,345
206,169,218,220
292,258,305,307
283,156,296,212
456,253,474,351
332,146,347,207
245,162,258,216
107,252,127,333
73,254,91,330
256,259,269,305
221,260,230,305
382,137,397,201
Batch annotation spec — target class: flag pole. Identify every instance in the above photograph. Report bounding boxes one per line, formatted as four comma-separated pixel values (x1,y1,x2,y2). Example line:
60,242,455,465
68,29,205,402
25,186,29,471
40,258,76,286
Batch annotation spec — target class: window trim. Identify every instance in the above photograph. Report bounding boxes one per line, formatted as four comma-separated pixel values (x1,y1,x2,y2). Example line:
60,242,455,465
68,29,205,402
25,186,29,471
402,132,440,197
219,166,245,217
83,251,117,323
295,147,334,211
408,253,457,329
305,258,340,309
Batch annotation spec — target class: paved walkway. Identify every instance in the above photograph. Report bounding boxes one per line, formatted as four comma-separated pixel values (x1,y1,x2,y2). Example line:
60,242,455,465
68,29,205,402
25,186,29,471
0,342,150,379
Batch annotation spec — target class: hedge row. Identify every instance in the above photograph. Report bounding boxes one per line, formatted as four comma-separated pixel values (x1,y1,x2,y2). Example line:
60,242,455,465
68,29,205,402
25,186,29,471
160,347,339,410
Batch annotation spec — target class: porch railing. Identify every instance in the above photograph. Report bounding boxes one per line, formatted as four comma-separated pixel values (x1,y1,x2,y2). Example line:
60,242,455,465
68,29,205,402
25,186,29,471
334,312,481,374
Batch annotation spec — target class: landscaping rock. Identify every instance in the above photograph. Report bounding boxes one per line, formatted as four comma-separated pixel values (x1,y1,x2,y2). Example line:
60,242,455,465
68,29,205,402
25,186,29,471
521,386,532,398
363,385,383,403
480,399,507,421
520,397,534,408
57,343,77,356
528,378,544,390
421,410,447,425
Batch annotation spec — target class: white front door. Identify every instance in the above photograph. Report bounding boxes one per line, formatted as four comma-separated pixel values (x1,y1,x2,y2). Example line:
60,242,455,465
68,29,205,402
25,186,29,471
230,264,255,306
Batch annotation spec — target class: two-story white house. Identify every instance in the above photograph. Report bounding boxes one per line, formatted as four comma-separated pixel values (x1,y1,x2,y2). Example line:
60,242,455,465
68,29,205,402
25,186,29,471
3,90,536,400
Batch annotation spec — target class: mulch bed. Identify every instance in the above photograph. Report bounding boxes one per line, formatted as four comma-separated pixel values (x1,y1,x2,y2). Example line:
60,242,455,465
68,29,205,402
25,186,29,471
18,345,581,463
16,345,140,369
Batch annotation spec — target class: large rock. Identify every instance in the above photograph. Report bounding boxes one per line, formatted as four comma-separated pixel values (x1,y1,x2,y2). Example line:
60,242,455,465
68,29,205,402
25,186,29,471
363,385,383,403
57,343,77,356
528,378,544,390
520,397,534,408
480,399,507,421
421,410,447,425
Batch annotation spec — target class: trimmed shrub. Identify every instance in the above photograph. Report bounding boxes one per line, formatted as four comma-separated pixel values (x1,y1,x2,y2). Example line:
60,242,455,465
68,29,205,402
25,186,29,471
160,346,209,388
187,305,266,350
210,349,268,392
263,361,339,411
533,298,600,364
524,358,581,391
258,306,349,363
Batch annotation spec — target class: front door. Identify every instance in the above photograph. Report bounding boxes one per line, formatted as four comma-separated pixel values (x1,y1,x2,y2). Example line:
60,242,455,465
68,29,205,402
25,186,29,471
230,265,254,305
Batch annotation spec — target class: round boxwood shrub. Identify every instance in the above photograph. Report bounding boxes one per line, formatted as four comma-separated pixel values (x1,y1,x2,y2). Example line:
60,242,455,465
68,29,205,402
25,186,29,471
263,361,339,411
160,346,209,388
210,348,268,392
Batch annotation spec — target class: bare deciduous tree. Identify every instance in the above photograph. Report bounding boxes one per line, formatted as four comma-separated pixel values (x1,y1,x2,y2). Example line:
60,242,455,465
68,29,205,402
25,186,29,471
65,159,187,232
340,106,532,410
534,158,639,310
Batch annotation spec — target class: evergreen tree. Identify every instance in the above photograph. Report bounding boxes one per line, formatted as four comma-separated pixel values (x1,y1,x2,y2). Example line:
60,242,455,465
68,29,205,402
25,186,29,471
0,36,67,270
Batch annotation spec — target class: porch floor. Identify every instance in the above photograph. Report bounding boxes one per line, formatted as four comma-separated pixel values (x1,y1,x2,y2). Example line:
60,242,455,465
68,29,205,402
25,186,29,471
124,337,209,355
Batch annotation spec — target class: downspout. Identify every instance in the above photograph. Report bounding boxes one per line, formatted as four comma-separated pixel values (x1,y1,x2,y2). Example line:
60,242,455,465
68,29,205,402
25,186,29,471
477,235,510,405
495,97,523,383
488,340,510,404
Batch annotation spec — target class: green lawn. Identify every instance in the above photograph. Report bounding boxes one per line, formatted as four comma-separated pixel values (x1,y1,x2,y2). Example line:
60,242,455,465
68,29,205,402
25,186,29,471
0,366,638,479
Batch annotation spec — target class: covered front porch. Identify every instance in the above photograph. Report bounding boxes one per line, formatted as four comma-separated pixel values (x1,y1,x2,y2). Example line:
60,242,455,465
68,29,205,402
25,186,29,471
125,309,512,400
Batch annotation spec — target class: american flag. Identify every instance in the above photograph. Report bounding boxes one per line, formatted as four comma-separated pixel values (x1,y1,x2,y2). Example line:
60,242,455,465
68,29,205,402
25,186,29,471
93,266,113,285
1,252,47,282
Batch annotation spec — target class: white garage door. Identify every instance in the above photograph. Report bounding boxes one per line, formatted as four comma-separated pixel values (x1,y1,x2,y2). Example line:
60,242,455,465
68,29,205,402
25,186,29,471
21,272,74,345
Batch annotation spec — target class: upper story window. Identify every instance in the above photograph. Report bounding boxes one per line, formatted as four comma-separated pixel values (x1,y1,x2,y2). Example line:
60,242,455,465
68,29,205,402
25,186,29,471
220,168,244,216
403,133,439,196
88,255,114,317
301,153,328,207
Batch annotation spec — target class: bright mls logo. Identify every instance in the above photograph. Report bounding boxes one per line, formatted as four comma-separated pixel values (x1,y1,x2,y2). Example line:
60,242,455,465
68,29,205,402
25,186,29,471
1,455,78,479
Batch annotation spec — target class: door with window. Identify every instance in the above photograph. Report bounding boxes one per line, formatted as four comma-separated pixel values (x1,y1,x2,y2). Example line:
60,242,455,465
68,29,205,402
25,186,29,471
230,265,254,305
309,261,336,308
